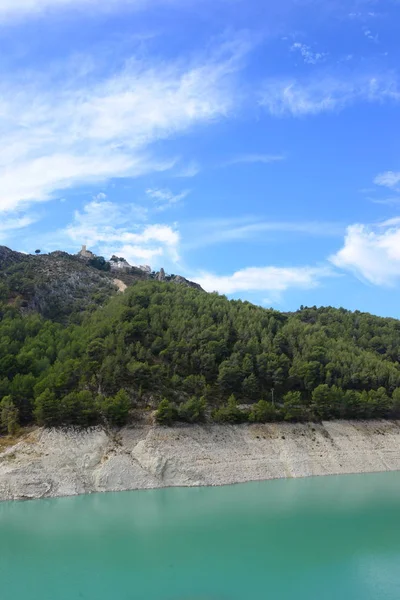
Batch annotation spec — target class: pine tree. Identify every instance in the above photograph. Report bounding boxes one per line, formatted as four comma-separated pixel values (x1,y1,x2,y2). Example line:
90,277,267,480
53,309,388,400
0,396,19,435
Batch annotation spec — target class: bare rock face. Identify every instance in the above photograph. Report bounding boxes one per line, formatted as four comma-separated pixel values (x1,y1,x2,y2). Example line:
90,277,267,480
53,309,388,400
1,420,400,502
131,439,167,478
171,274,203,291
153,269,203,291
138,265,152,273
109,256,132,273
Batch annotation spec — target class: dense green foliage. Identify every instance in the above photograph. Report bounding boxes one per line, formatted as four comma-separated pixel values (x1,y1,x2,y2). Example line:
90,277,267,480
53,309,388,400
1,280,400,430
155,399,178,425
88,256,111,272
213,395,249,424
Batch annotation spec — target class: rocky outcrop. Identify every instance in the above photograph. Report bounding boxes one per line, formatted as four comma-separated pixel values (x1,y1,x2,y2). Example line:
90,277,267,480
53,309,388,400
154,268,203,290
1,420,400,501
0,245,203,320
171,274,203,291
0,246,26,269
0,246,116,319
113,279,128,293
157,268,166,282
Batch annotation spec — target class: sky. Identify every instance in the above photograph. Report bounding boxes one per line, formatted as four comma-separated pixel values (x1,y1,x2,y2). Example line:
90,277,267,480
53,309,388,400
1,0,400,317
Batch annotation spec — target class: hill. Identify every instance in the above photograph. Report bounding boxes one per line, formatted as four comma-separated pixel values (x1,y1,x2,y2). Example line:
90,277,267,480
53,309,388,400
0,246,201,321
1,271,400,433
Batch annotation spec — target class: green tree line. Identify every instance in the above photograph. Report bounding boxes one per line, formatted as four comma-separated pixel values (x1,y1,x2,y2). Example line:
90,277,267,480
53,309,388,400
1,282,400,432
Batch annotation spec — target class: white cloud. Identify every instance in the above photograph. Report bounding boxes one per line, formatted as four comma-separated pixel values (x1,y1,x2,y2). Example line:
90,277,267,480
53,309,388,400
374,171,400,189
146,187,190,210
290,42,327,65
115,244,163,263
224,154,285,166
196,265,330,295
0,154,138,212
64,199,180,265
0,38,247,213
330,221,400,285
260,74,400,116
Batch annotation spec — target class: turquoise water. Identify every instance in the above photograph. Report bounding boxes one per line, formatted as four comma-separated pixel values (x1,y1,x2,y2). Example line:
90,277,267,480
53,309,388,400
1,473,400,599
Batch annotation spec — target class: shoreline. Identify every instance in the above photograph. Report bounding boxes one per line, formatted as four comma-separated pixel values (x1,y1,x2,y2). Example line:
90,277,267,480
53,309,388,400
1,420,400,502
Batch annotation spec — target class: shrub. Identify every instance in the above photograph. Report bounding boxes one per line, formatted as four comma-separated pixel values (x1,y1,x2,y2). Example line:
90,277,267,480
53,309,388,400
155,399,178,425
392,388,400,418
99,390,131,426
0,396,19,435
282,391,311,422
212,395,248,424
88,256,110,272
61,390,98,427
178,396,207,423
34,389,61,427
249,400,279,423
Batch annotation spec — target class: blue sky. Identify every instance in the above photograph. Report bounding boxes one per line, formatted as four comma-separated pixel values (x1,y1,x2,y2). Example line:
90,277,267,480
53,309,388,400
1,0,400,317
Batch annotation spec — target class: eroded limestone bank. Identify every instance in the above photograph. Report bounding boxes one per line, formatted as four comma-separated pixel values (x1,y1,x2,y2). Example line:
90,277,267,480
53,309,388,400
1,420,400,501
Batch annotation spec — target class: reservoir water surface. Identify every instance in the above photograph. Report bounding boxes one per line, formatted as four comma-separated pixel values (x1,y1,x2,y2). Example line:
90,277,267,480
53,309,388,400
1,472,400,599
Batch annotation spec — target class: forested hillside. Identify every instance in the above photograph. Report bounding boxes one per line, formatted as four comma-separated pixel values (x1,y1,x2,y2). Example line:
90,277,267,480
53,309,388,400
1,277,400,433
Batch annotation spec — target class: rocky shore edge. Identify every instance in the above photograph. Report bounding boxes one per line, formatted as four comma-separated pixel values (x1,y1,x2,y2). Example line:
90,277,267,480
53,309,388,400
1,420,400,501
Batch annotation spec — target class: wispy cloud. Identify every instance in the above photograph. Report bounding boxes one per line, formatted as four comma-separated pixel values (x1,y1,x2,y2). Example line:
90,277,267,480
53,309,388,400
0,0,147,22
0,214,38,243
62,199,180,265
175,160,201,178
290,42,327,65
363,27,379,43
330,220,400,286
93,192,107,201
348,10,380,21
260,73,400,116
223,154,285,166
0,37,248,214
196,264,331,295
374,171,400,189
184,217,344,250
368,197,400,206
0,0,229,22
146,187,190,210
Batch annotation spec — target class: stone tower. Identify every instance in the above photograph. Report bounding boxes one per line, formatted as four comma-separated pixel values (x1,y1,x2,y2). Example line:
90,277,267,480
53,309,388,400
78,245,95,259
